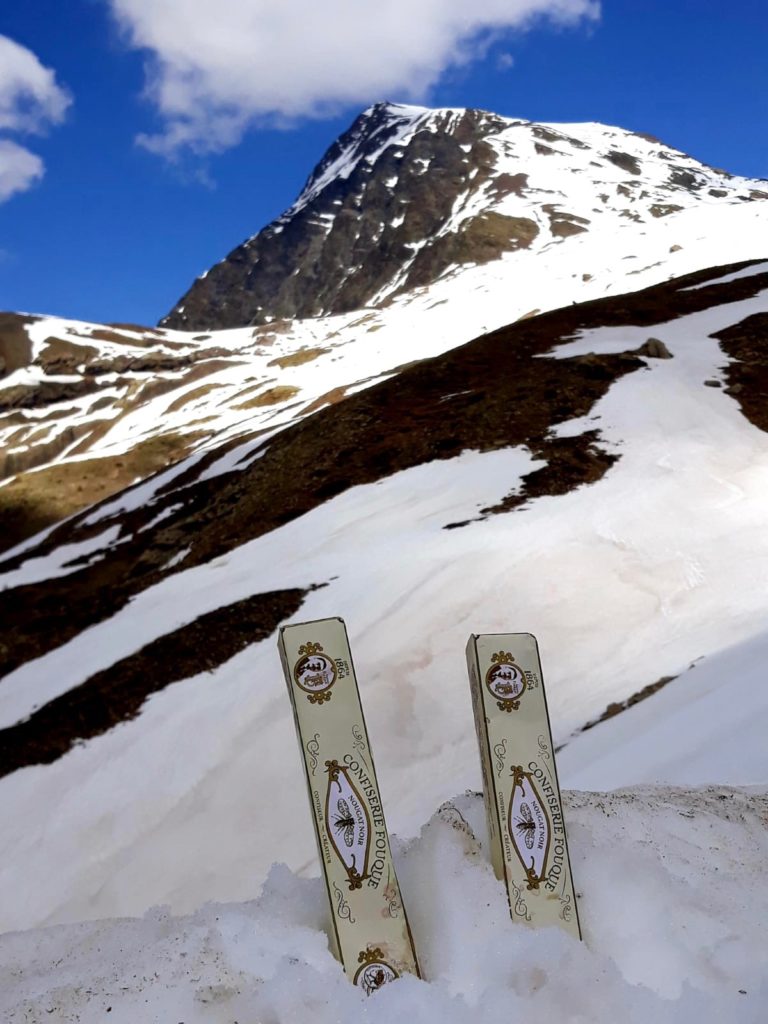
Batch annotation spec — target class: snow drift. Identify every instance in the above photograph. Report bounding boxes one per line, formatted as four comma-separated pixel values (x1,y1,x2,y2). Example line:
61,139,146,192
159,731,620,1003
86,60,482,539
2,787,766,1023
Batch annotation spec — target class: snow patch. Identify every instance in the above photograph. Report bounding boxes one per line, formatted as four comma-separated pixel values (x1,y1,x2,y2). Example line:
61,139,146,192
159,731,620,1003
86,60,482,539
1,788,765,1022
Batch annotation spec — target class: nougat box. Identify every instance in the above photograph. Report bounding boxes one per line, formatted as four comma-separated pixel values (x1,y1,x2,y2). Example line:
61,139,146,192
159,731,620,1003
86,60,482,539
277,617,420,991
466,633,582,940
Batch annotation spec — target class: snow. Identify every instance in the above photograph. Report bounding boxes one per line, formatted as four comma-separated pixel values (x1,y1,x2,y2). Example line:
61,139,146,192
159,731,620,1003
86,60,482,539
193,435,267,483
1,788,766,1022
560,627,768,789
81,450,210,528
0,525,120,593
162,546,191,570
291,104,428,213
0,446,540,731
681,261,768,290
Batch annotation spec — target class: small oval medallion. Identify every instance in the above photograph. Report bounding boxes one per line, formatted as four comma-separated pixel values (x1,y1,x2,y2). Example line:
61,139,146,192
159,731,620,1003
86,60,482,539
354,948,399,994
486,652,526,711
293,642,337,704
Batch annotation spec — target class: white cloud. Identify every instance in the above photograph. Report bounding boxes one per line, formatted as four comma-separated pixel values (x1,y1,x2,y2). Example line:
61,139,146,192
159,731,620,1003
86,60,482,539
0,139,44,201
0,36,70,134
497,52,516,70
0,36,70,203
108,0,599,156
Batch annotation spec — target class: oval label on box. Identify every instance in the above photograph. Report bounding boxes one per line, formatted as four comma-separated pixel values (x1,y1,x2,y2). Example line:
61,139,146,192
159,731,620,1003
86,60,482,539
325,760,371,889
354,948,399,994
294,642,337,704
509,767,551,889
486,652,526,711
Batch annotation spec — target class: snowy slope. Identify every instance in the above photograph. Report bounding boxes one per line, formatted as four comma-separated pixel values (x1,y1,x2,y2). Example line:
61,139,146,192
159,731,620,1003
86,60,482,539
2,262,768,933
2,788,766,1022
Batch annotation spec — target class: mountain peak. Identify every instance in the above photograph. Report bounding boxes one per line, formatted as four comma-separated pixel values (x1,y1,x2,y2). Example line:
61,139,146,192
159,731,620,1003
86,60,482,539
160,104,768,331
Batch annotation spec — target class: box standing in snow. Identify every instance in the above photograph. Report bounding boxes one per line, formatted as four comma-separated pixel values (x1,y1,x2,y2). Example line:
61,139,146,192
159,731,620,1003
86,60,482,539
277,617,420,991
466,633,582,940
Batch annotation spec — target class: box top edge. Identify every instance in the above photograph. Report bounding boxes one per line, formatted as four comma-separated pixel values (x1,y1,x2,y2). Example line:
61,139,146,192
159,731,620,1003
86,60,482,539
471,631,538,641
278,615,347,633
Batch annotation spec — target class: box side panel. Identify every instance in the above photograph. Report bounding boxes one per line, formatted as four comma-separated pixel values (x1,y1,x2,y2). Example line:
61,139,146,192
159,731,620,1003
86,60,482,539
471,633,582,940
527,633,583,941
465,636,505,882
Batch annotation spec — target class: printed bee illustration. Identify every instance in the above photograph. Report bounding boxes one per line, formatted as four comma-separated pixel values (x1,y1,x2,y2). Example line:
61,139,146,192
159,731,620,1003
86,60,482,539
514,801,536,850
333,798,356,847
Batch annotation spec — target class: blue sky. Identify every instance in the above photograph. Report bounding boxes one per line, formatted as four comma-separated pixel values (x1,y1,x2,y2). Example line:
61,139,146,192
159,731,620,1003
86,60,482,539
1,0,766,326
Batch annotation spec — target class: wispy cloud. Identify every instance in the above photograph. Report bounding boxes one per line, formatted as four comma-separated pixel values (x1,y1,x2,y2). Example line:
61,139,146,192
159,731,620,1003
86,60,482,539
0,140,44,203
0,35,71,202
108,0,599,158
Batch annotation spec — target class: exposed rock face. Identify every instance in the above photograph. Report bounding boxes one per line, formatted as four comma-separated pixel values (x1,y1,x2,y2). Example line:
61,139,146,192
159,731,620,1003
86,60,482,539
162,105,526,330
0,313,36,377
160,103,768,331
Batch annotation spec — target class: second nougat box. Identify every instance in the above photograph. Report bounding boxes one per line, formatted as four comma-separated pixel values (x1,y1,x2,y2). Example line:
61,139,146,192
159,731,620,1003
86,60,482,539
277,617,420,992
467,632,581,940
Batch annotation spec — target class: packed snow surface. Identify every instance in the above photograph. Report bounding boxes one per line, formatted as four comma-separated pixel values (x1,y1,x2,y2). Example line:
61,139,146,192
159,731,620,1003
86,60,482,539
2,788,766,1023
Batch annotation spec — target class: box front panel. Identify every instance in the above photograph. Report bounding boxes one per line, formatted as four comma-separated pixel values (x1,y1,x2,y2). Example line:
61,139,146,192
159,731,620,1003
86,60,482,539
278,617,420,988
469,633,581,939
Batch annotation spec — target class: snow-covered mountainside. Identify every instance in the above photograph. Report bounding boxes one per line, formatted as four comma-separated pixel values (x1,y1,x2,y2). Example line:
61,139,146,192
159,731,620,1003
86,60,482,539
4,186,768,549
4,104,768,549
2,261,768,936
3,788,766,1022
3,102,768,1017
162,101,768,329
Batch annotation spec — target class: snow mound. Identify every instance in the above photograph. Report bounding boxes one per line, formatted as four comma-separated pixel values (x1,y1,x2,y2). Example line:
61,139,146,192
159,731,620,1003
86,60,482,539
3,787,765,1023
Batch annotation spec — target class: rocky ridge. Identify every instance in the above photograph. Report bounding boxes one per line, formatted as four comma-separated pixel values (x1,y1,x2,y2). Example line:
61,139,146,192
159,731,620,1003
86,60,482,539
161,101,768,330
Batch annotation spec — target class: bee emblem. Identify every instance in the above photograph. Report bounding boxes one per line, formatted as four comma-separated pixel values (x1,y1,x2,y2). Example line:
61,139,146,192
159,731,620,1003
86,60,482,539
333,798,355,848
514,801,537,850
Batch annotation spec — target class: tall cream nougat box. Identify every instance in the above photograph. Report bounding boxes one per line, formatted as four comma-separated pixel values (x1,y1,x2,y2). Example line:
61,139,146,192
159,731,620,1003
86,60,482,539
277,617,420,991
466,633,582,940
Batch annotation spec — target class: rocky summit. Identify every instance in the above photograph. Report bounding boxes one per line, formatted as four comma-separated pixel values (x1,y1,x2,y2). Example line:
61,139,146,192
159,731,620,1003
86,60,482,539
161,101,768,330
